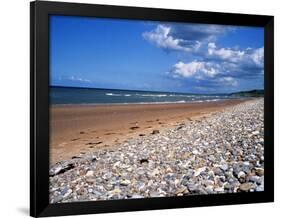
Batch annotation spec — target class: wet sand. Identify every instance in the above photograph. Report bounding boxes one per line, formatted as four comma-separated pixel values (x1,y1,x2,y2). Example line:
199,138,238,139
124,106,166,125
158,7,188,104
50,99,246,164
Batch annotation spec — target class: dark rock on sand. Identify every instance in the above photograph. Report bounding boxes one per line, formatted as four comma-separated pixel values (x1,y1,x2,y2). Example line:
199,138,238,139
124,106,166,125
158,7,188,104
151,130,160,134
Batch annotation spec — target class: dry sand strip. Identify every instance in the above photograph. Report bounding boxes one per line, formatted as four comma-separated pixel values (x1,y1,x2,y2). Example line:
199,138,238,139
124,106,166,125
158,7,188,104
50,99,246,164
49,98,264,203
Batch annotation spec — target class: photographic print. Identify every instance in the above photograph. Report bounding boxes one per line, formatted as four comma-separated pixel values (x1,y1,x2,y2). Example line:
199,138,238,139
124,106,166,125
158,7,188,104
49,16,264,203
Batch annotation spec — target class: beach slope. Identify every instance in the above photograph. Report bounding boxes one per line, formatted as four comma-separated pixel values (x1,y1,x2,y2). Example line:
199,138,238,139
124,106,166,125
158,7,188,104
49,99,264,202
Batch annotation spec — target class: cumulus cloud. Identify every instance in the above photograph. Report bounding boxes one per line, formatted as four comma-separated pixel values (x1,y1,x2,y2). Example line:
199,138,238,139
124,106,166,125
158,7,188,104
143,24,263,73
168,41,264,88
217,77,238,87
143,23,229,52
143,23,234,53
143,25,198,52
207,42,264,67
170,60,237,87
171,61,219,79
207,42,245,62
250,47,264,67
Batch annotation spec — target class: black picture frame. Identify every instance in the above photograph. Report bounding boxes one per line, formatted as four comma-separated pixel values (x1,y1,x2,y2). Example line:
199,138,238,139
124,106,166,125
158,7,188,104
30,1,274,217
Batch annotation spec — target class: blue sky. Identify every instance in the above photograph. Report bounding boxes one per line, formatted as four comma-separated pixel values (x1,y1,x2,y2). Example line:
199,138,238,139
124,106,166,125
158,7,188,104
50,15,264,93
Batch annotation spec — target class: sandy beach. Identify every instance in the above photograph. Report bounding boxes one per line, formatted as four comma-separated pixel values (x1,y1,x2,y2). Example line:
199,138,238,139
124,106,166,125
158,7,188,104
49,98,264,203
50,99,246,164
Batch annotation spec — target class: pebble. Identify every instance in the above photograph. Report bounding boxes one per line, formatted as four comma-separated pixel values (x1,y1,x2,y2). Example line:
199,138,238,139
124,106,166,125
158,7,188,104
239,183,255,192
219,164,228,171
175,187,188,195
151,130,160,135
131,194,144,199
194,167,206,177
255,168,264,176
249,176,262,184
150,191,161,197
214,187,224,192
120,179,131,186
86,170,94,177
238,171,246,179
192,150,200,155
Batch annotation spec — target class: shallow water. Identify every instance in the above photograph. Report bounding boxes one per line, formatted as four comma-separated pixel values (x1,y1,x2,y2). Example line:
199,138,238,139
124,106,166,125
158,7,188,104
50,86,241,105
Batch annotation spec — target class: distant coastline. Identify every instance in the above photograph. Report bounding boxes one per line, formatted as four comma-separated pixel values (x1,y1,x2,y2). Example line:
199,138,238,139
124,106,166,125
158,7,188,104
230,89,264,97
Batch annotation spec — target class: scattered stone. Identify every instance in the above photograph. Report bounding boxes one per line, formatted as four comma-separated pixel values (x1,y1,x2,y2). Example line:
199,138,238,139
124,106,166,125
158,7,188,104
239,183,255,192
255,168,264,176
86,170,94,177
219,164,228,171
238,171,246,179
151,130,160,134
186,183,198,192
63,189,72,198
49,163,75,177
108,187,121,197
194,167,206,177
205,186,214,194
175,187,188,195
49,165,62,176
150,191,161,197
192,150,200,155
52,195,63,203
131,194,144,199
249,176,262,184
86,141,102,145
214,187,224,192
120,179,131,186
102,172,112,180
140,159,149,164
213,167,224,176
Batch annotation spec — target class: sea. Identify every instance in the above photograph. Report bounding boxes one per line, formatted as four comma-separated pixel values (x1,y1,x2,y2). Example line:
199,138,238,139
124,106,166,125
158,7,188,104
50,86,240,105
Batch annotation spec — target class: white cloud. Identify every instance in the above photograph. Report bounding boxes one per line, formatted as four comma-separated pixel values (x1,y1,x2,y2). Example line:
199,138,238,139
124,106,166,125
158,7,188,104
171,60,219,79
218,77,238,87
207,42,264,67
208,42,245,62
168,42,264,88
169,60,239,87
142,24,234,54
251,47,264,67
143,24,264,71
143,25,200,52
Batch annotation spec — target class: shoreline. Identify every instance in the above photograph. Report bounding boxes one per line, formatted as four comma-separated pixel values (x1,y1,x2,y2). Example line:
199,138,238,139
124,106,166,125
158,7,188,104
50,99,250,165
50,98,245,107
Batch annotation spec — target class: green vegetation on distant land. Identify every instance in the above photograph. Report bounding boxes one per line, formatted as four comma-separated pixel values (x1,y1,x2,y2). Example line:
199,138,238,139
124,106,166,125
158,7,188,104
229,89,264,97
